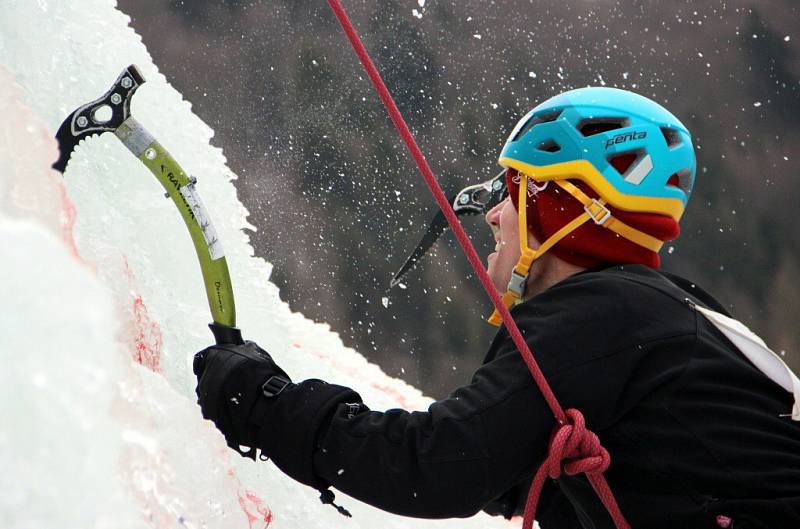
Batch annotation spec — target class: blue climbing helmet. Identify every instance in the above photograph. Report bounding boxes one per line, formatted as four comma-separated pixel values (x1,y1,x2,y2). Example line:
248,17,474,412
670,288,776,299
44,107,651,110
499,86,696,221
487,87,697,325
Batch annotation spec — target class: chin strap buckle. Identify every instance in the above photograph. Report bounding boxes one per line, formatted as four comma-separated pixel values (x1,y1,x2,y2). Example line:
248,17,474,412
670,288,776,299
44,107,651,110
584,198,612,225
507,269,529,298
488,269,530,326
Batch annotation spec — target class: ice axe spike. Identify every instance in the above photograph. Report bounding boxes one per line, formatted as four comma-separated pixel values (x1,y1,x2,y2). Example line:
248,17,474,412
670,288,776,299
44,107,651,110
389,169,508,289
53,65,243,346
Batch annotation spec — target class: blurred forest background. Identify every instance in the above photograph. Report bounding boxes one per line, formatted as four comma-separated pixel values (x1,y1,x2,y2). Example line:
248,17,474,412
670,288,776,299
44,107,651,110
117,0,799,399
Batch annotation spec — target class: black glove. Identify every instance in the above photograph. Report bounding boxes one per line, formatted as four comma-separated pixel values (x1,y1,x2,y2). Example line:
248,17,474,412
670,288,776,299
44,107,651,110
193,341,292,455
193,340,363,491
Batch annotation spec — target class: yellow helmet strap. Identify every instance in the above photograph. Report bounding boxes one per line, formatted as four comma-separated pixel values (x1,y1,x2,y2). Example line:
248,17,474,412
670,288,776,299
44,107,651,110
487,173,664,326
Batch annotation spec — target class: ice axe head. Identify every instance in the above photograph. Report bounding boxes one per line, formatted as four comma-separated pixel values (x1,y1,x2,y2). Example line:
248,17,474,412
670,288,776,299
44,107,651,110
52,64,145,173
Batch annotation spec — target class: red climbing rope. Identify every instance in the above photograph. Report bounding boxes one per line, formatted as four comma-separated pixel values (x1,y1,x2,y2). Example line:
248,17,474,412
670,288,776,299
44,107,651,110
325,2,630,528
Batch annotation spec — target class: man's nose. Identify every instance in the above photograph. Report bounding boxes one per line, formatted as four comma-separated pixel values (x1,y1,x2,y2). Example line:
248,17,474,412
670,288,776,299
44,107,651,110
485,199,505,232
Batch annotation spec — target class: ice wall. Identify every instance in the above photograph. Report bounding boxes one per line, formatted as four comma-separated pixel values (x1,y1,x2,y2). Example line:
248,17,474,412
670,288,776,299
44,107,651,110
0,2,516,528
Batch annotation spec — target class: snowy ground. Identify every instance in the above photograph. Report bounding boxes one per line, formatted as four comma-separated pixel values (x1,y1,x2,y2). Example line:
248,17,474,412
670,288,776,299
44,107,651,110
0,2,518,529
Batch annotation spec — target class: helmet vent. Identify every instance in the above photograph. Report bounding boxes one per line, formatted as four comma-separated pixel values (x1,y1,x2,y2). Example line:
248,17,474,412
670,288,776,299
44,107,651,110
513,110,563,141
578,118,630,137
536,140,561,153
609,150,654,185
624,154,653,185
668,169,693,194
609,152,639,175
661,127,682,148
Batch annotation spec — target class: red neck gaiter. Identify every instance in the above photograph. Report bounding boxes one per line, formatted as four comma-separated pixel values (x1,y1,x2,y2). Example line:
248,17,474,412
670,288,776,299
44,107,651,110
506,169,680,269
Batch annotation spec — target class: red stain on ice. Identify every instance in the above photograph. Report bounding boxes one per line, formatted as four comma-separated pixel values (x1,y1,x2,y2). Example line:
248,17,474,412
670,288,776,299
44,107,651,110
228,468,273,528
131,293,162,372
238,489,273,528
55,182,162,372
122,257,163,372
57,179,82,261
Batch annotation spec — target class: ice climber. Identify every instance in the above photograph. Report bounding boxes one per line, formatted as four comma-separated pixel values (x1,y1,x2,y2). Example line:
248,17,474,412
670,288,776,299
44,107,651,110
192,87,800,529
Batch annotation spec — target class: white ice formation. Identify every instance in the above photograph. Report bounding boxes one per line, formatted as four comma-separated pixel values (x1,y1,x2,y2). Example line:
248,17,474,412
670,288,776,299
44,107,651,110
0,2,517,529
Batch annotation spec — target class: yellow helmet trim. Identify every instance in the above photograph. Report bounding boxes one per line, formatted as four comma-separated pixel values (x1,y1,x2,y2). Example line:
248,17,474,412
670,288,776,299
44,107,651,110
498,157,685,222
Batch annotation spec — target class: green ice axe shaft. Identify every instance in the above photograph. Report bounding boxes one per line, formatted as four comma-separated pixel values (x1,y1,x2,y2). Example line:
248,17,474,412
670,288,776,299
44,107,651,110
115,118,241,344
53,65,242,345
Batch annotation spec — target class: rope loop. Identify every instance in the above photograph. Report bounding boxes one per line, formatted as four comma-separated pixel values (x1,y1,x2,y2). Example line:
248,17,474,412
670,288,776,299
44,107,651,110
523,409,627,529
548,408,610,478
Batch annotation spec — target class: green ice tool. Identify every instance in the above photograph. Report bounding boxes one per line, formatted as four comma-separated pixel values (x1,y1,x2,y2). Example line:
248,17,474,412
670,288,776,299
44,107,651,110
53,65,243,345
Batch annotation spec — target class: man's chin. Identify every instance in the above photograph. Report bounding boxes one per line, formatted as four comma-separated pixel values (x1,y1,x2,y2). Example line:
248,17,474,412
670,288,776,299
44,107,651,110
486,256,509,295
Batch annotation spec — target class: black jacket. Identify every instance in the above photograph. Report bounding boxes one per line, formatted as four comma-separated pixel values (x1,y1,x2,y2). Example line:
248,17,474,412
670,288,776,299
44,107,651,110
256,265,800,529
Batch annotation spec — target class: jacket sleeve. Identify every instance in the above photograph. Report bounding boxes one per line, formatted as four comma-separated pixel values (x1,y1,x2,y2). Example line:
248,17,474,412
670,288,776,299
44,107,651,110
250,338,559,518
308,345,560,518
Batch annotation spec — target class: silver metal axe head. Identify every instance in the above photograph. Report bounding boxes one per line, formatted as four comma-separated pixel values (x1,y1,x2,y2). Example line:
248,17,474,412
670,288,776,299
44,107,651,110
52,64,145,173
389,169,508,289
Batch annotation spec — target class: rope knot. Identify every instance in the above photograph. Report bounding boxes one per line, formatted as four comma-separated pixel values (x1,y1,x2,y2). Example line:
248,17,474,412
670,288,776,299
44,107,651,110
523,408,628,529
545,408,610,479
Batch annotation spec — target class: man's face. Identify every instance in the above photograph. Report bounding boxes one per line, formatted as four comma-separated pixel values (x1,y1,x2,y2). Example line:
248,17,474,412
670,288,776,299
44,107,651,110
485,196,523,294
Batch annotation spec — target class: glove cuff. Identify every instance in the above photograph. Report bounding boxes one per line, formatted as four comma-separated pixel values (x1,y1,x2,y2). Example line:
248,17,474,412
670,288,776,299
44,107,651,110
252,379,362,490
